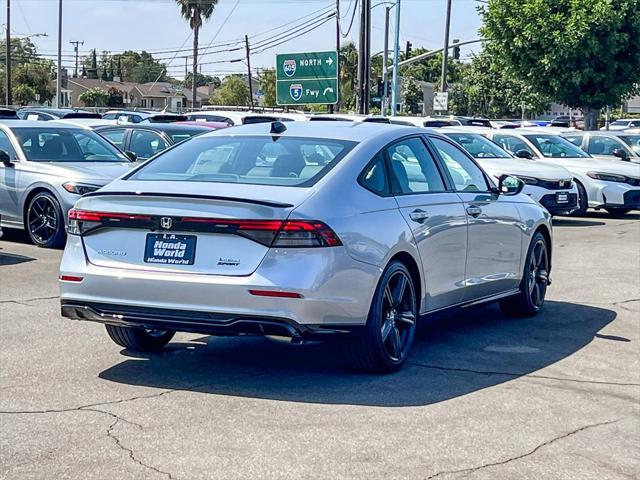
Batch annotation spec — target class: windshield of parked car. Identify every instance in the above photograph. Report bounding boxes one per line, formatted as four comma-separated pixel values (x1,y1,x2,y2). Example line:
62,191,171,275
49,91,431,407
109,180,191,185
11,127,129,162
128,135,357,186
444,133,511,159
163,129,209,144
610,120,630,126
524,134,590,158
620,135,640,155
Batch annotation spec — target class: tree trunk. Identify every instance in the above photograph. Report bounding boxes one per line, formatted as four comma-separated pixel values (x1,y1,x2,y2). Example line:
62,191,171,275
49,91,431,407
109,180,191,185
584,107,599,131
192,25,199,111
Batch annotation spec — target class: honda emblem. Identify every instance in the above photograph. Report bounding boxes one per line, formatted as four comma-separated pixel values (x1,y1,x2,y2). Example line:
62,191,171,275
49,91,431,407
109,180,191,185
160,217,173,229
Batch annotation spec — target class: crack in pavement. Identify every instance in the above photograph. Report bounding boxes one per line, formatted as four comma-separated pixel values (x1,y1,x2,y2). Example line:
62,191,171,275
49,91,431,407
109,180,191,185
409,362,640,387
0,295,59,306
425,419,620,479
105,413,177,480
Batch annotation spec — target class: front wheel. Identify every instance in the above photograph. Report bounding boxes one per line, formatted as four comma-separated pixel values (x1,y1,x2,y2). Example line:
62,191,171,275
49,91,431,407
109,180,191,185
605,207,631,217
26,191,66,248
571,181,589,216
346,261,418,373
105,325,175,352
500,231,549,317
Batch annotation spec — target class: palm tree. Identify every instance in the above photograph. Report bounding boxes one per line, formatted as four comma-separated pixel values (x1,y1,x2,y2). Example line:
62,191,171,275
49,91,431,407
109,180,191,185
176,0,217,109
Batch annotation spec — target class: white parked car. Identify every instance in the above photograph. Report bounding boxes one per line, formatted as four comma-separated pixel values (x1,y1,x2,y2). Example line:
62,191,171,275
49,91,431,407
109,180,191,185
187,110,304,126
440,129,579,216
600,119,640,131
486,129,640,216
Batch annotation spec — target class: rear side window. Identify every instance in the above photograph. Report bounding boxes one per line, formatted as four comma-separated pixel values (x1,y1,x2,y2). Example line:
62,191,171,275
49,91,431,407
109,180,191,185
128,135,357,187
386,138,445,194
563,135,583,147
360,153,388,195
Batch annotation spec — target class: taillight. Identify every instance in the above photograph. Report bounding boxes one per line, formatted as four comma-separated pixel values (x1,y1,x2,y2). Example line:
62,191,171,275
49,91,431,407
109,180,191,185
67,209,152,235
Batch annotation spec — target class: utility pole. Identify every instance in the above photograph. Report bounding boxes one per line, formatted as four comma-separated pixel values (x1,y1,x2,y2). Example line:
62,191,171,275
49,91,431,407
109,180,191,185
69,40,83,78
440,0,452,93
184,56,188,79
382,6,390,116
330,0,340,114
357,0,371,114
56,0,63,107
5,0,11,106
390,0,401,116
245,35,254,109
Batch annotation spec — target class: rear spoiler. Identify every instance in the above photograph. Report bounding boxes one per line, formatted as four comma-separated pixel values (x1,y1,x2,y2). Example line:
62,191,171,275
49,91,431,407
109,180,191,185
81,191,294,208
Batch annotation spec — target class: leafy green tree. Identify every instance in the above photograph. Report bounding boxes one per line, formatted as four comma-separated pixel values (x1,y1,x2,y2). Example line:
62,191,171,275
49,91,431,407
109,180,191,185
84,51,167,83
258,68,276,107
0,39,55,105
176,0,217,107
184,72,221,89
210,75,250,106
79,87,109,107
13,84,37,105
107,87,124,107
481,0,640,129
403,79,423,114
339,42,358,111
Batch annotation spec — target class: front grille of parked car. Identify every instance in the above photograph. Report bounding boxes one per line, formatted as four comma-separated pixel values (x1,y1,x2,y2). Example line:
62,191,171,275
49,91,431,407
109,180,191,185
539,193,578,209
623,190,640,207
537,179,573,190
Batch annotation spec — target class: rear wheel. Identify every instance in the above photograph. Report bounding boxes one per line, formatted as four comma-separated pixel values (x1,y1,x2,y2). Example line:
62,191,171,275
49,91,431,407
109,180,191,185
105,325,175,352
605,207,631,217
500,232,549,317
572,181,589,216
26,191,66,248
346,261,418,373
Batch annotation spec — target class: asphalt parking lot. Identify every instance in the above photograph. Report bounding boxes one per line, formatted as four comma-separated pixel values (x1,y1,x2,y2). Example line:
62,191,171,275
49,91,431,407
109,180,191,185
1,213,639,480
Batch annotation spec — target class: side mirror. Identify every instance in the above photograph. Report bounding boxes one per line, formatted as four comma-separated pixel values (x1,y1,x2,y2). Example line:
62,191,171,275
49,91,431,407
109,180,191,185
0,150,12,167
497,174,525,196
612,148,630,161
124,151,138,162
515,149,534,159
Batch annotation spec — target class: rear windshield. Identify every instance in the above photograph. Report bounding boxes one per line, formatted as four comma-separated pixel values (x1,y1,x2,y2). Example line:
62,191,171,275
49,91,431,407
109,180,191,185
11,127,129,162
165,129,209,144
444,133,511,158
524,134,590,158
128,135,357,187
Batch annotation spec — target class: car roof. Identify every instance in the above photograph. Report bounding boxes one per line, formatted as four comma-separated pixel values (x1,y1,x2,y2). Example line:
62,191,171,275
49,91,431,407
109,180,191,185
18,107,90,115
96,123,212,132
0,120,90,129
201,119,423,143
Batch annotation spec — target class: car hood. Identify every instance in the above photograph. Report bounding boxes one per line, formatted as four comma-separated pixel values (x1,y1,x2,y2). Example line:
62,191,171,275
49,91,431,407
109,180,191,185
39,162,135,185
475,157,573,181
552,157,640,177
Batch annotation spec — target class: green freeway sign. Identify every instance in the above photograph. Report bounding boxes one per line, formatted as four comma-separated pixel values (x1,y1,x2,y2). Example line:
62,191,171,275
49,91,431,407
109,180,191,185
276,51,339,105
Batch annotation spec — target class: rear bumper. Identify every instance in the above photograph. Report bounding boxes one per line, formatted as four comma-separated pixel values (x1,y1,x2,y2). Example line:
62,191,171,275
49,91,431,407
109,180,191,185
59,235,381,328
61,301,364,341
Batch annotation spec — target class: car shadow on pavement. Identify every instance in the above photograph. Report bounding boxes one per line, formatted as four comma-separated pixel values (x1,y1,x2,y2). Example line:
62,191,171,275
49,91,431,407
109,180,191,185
98,301,616,407
0,252,36,266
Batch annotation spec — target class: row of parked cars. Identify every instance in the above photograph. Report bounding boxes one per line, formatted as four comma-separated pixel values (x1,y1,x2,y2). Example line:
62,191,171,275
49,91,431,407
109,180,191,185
0,108,639,250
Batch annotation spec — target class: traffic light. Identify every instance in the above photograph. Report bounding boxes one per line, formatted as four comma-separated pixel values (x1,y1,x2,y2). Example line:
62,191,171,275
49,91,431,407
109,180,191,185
405,41,412,59
376,79,384,97
452,39,460,60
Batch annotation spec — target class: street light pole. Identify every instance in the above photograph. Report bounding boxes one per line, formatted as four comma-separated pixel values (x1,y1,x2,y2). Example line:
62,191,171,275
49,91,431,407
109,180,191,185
70,40,83,78
245,35,254,109
390,0,401,116
5,0,11,107
382,6,390,115
56,0,63,107
440,0,452,93
329,0,339,113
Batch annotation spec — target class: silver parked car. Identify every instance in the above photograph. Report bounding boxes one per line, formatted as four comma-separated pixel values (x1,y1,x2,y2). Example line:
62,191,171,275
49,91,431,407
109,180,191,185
0,121,134,247
59,122,553,372
487,129,640,216
562,131,640,163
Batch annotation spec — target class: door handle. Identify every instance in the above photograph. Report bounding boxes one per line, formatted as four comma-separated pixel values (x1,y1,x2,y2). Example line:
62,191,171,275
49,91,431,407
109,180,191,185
409,209,429,223
466,206,482,218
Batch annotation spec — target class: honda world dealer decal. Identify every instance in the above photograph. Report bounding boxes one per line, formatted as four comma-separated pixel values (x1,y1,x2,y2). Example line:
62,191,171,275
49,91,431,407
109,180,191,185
283,59,297,77
290,84,303,101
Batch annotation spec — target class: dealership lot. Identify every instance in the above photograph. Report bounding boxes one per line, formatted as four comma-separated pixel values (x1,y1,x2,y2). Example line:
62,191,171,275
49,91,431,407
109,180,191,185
0,214,638,480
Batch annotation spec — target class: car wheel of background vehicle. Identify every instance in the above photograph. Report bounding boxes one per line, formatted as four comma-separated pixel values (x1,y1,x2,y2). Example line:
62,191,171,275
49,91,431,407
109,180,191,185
604,207,631,217
346,261,418,373
500,231,549,317
105,324,175,352
572,181,589,216
26,191,66,248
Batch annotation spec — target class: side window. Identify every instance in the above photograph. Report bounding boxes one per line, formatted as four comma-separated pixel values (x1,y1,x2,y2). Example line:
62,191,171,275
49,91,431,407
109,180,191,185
588,136,624,155
493,135,534,156
0,131,18,159
564,135,583,147
430,137,490,193
385,138,445,194
630,121,640,128
100,129,126,149
360,153,388,195
130,130,169,159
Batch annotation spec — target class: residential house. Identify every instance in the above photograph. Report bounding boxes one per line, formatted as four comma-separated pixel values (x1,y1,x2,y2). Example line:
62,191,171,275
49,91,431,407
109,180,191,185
68,78,139,108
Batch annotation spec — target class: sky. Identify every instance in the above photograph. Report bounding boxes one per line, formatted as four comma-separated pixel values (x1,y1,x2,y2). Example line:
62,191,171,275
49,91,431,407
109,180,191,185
2,0,484,79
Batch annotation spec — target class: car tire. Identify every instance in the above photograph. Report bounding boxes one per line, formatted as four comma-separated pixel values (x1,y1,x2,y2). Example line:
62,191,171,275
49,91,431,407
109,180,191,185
605,207,631,217
346,261,418,373
572,181,589,216
105,324,175,352
500,231,549,317
26,191,66,248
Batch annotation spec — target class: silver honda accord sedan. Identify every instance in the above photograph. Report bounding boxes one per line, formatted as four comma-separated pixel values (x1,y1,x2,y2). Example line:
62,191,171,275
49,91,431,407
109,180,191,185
59,121,553,372
0,121,134,247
